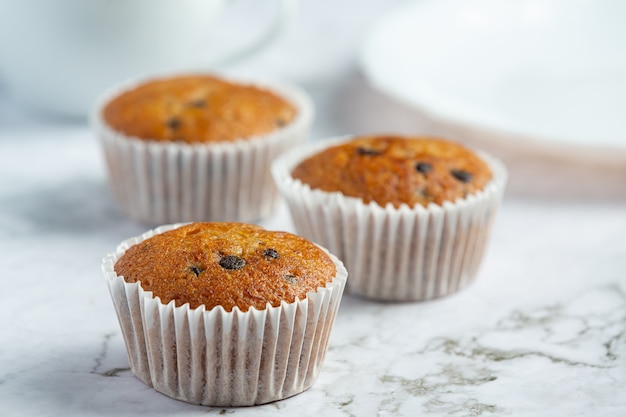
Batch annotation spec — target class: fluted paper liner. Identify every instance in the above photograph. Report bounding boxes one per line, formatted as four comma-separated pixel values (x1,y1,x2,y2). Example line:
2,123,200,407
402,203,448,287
271,136,507,301
102,224,347,406
91,74,313,225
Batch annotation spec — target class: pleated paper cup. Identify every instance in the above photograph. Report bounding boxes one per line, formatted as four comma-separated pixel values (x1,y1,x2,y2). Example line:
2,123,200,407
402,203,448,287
102,224,347,406
271,136,507,301
91,74,313,225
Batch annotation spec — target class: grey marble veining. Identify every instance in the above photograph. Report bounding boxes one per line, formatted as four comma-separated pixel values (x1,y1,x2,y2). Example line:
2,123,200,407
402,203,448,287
2,0,626,415
2,136,626,417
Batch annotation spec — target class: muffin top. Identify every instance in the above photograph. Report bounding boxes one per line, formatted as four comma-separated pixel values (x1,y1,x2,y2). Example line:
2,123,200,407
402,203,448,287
102,75,297,144
114,222,336,312
291,135,493,208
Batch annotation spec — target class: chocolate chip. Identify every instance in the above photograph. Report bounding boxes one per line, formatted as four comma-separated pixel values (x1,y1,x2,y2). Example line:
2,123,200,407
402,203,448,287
356,147,382,156
219,255,246,270
189,266,203,276
263,248,279,259
166,117,181,130
284,274,297,284
189,99,206,108
276,119,287,128
417,187,431,199
451,169,473,183
415,162,432,174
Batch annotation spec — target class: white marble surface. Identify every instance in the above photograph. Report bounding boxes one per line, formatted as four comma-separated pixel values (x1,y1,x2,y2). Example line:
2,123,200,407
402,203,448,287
1,1,626,416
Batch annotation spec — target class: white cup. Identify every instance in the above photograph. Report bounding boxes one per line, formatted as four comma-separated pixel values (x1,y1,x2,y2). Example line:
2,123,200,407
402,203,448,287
0,0,295,117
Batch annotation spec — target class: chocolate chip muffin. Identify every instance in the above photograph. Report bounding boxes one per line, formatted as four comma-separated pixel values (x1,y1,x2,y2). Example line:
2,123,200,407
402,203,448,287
272,134,507,301
92,73,313,225
102,75,297,144
114,222,337,311
103,222,347,406
291,135,493,208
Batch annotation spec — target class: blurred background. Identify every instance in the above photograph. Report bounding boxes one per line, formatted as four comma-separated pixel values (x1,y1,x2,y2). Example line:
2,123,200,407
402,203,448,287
1,2,625,415
4,0,406,130
1,0,625,201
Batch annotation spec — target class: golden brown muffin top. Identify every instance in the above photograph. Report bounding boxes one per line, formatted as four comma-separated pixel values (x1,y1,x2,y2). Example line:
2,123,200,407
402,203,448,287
102,75,297,144
114,222,336,312
291,135,493,208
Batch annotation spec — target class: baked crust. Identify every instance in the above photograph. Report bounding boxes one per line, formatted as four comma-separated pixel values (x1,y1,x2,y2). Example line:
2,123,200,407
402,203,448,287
103,75,297,143
114,222,336,311
291,135,493,207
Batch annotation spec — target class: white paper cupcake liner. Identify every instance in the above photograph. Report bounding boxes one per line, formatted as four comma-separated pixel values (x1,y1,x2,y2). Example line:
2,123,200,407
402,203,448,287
102,224,347,406
91,74,313,225
271,136,507,301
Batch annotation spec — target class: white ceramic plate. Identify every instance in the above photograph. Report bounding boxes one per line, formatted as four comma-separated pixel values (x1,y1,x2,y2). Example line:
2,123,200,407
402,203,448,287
361,0,626,148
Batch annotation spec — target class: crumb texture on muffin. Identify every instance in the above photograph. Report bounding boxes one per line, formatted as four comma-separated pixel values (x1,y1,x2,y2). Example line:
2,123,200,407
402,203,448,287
114,222,336,311
291,135,493,207
102,75,297,143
